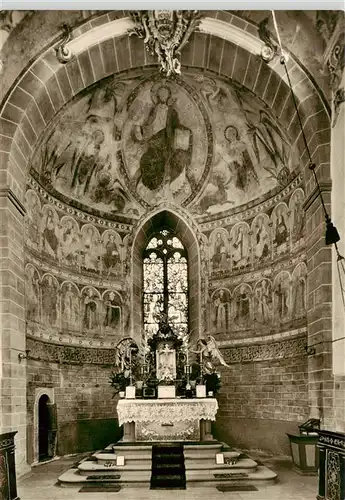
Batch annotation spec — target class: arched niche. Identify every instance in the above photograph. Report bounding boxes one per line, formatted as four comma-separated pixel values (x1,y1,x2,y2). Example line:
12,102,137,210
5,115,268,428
32,387,55,465
131,209,200,346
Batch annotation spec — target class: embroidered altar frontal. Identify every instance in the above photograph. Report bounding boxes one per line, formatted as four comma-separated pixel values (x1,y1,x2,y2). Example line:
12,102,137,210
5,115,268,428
117,398,218,441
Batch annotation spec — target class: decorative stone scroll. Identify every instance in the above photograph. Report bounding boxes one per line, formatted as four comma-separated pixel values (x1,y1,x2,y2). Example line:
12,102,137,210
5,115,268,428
116,398,218,426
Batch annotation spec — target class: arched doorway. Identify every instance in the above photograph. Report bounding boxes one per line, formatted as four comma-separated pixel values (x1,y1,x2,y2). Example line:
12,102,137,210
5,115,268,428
38,394,51,461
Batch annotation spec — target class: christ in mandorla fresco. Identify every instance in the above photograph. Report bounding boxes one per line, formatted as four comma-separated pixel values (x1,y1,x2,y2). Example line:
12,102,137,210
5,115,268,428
131,84,193,193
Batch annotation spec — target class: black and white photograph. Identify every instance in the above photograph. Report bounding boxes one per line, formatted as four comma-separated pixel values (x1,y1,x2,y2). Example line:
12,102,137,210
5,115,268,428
0,5,344,500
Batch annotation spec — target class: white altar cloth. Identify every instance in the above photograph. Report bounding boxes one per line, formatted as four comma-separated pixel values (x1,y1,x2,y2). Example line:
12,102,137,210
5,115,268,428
117,398,218,426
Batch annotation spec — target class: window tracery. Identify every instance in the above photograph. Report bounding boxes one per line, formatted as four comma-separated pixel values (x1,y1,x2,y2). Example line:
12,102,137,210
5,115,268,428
143,229,188,340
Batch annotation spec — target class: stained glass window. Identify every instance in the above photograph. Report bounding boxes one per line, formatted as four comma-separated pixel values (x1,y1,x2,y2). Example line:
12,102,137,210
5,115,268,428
143,230,188,340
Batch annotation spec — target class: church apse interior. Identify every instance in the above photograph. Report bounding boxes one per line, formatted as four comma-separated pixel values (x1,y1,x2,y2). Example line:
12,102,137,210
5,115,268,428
0,8,344,496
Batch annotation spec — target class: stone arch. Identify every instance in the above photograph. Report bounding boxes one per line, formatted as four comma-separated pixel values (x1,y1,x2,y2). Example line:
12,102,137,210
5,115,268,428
101,289,122,302
80,285,101,298
130,207,201,345
0,14,331,207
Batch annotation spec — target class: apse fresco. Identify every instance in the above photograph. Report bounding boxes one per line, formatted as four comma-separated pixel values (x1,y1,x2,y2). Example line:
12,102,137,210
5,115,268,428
272,203,290,256
122,77,211,208
30,70,300,220
31,77,142,218
212,288,231,331
209,262,306,337
25,195,124,278
25,263,124,339
186,74,300,216
254,279,273,326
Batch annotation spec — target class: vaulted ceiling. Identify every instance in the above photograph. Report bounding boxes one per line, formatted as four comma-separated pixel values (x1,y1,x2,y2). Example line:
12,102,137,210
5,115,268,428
0,10,341,219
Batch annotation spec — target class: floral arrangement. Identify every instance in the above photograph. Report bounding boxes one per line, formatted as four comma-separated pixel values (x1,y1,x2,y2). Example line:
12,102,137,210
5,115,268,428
109,370,130,396
204,371,221,395
190,362,222,395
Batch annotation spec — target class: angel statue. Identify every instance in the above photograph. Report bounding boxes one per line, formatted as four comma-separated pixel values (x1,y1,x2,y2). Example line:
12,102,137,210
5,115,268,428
191,335,229,374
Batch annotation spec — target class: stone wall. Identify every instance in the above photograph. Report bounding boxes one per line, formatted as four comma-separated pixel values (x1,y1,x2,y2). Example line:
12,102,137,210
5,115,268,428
214,341,309,454
334,376,345,432
26,353,121,463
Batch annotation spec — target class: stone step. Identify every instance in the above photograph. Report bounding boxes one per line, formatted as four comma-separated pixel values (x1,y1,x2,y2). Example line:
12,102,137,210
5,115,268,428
59,465,276,489
58,468,151,487
94,452,152,463
184,458,258,471
185,465,278,487
183,448,222,458
78,461,152,475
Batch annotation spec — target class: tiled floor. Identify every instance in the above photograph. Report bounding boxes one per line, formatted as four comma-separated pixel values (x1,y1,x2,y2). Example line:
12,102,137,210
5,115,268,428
18,451,318,500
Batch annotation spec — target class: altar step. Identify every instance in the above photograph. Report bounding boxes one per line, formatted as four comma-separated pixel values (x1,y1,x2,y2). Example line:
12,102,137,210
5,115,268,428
186,465,278,487
57,441,278,489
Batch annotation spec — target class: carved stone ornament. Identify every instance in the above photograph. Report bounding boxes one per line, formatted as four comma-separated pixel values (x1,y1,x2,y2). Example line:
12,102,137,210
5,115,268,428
327,38,345,89
55,23,73,64
257,17,278,63
129,10,203,76
332,87,345,127
323,18,345,89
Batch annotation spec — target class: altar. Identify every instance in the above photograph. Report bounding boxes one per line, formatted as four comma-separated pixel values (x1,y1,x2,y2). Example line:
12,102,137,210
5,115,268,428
117,398,218,442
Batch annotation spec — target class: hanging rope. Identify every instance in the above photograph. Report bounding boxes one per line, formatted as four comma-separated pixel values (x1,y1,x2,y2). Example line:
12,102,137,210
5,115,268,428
270,11,345,317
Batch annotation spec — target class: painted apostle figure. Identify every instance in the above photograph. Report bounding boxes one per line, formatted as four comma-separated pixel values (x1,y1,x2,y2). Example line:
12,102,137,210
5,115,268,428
104,291,121,329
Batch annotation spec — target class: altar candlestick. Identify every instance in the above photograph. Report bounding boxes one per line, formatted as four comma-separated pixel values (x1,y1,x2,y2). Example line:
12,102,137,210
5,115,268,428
129,348,132,386
200,350,203,384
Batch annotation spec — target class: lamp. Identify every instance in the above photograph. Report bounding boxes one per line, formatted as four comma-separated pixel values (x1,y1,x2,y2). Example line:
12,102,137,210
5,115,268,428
270,11,345,310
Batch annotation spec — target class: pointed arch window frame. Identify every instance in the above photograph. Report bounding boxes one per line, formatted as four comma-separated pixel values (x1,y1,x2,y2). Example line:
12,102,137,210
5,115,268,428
142,228,189,341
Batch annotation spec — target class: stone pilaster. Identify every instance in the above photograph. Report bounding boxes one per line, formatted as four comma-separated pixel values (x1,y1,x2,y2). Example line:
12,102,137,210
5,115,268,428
0,188,29,475
304,184,333,427
308,11,345,433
